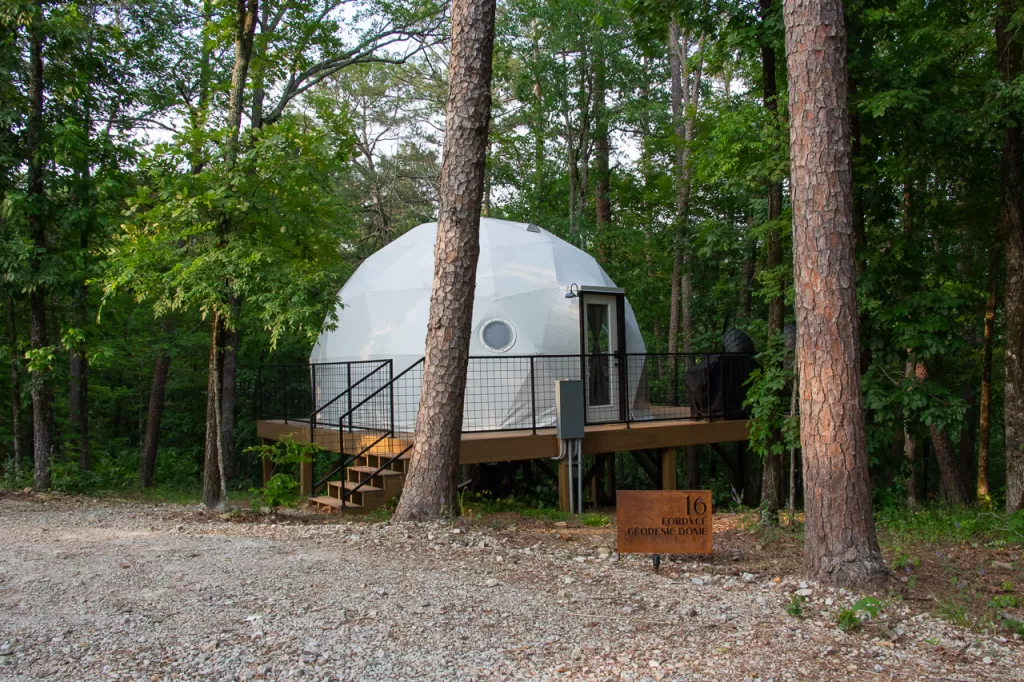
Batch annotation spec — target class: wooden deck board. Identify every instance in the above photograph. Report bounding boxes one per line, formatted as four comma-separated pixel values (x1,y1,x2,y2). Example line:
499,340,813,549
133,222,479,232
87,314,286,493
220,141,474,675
258,415,747,464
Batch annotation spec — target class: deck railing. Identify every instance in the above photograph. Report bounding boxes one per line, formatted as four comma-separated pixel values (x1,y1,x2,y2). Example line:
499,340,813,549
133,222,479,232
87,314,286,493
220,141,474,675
258,351,757,439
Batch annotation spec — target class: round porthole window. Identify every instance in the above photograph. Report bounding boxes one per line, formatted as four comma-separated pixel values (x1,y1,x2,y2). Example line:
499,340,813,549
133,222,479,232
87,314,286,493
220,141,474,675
480,319,516,352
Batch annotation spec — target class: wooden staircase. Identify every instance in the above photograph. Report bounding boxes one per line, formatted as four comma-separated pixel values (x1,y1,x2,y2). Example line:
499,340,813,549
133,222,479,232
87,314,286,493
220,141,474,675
309,434,413,514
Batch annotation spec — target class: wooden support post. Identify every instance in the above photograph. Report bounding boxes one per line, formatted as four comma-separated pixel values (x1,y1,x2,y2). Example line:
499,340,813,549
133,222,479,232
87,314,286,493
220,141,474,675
558,456,571,513
591,454,601,506
300,457,313,498
261,438,274,485
660,447,677,491
606,452,616,500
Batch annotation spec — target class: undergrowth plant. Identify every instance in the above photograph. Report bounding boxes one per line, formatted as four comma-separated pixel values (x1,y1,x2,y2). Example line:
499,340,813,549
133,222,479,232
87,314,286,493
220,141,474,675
245,435,316,511
836,597,883,632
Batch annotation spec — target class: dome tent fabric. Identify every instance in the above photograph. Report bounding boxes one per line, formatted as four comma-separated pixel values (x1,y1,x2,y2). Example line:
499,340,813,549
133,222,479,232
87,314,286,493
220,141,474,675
310,218,646,431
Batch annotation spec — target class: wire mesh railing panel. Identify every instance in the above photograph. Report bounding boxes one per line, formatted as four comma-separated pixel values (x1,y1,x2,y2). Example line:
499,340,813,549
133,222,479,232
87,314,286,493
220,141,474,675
259,352,758,457
257,364,315,422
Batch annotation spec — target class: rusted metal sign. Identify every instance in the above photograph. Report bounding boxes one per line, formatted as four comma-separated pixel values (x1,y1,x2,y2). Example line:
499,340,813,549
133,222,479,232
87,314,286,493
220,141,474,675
616,490,713,555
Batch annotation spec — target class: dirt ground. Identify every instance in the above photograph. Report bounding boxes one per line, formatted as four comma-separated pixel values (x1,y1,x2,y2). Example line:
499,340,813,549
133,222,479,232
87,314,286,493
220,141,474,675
1,492,1022,681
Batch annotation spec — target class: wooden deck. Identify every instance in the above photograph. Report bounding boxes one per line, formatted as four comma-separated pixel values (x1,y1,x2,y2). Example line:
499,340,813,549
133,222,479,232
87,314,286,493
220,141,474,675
258,413,748,513
256,416,748,465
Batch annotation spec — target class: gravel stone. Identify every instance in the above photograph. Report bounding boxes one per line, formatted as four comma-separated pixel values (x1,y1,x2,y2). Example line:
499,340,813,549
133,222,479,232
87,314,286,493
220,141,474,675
0,495,1022,681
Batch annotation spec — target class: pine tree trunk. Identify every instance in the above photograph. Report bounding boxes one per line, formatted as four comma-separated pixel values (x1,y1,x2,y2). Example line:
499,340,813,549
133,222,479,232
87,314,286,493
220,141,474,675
141,320,172,487
594,48,611,264
667,21,688,361
760,3,786,520
979,246,999,499
7,297,22,473
783,0,886,584
999,0,1024,511
26,0,52,491
392,0,496,522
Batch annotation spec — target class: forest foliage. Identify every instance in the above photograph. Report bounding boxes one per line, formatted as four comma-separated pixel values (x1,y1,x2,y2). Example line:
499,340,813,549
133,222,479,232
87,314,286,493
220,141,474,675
0,0,1019,516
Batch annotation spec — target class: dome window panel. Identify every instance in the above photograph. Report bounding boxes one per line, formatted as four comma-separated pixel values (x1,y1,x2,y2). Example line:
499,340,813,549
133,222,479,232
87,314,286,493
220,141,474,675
481,319,516,352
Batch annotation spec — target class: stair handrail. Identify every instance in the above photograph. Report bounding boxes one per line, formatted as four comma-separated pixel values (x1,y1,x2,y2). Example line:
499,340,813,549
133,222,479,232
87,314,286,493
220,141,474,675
336,357,425,430
308,359,392,423
313,357,425,494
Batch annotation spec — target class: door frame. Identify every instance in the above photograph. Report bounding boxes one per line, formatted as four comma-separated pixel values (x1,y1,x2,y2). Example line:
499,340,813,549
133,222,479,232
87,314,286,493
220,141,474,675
578,286,628,423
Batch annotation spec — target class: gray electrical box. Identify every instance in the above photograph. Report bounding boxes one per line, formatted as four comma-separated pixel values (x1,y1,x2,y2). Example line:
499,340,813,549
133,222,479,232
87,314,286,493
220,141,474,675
555,380,585,440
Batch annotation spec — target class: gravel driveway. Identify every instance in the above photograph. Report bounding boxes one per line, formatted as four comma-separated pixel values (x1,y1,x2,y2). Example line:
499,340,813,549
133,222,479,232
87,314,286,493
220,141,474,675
0,493,1021,681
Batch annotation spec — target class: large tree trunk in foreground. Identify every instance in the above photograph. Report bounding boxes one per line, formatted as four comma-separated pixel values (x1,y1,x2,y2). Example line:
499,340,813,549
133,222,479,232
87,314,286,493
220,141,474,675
141,320,172,487
760,0,786,522
783,0,886,584
999,0,1024,511
27,0,53,491
979,246,999,499
392,0,496,522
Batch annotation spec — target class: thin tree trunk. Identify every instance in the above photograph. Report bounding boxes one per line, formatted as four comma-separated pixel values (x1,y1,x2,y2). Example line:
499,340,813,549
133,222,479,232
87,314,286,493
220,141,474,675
26,0,52,491
201,0,257,509
7,297,22,473
784,0,886,584
904,359,918,510
999,0,1024,511
202,314,222,508
959,384,976,498
915,361,969,505
979,245,999,499
141,320,172,487
392,0,497,522
220,299,241,482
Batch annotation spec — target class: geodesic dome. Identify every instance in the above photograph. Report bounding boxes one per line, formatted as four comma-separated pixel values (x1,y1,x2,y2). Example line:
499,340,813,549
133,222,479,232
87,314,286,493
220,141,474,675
310,218,646,431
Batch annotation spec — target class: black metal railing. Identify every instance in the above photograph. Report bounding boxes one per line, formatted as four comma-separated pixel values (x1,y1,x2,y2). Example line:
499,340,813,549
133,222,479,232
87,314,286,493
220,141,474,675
257,351,757,441
312,358,425,495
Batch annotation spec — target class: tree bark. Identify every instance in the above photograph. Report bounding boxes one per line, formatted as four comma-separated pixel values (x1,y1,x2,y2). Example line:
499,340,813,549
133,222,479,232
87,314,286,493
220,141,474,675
979,245,999,499
761,0,786,522
999,0,1024,511
783,0,886,584
225,0,258,165
913,361,969,505
392,0,496,522
7,297,22,473
26,0,53,491
594,47,611,264
904,360,918,510
141,320,172,487
220,301,240,482
202,314,222,508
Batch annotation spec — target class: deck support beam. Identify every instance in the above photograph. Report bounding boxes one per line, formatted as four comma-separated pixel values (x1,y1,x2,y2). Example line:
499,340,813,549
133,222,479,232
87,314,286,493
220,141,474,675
660,447,677,490
300,458,314,497
261,439,275,485
558,456,570,513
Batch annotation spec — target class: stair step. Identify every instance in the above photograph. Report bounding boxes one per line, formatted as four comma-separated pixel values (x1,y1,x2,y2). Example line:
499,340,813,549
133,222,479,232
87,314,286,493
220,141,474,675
349,465,404,476
309,496,362,510
365,452,411,462
329,480,383,493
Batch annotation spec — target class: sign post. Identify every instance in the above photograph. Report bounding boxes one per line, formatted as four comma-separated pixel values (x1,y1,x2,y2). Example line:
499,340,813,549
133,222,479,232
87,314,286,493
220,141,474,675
616,490,713,567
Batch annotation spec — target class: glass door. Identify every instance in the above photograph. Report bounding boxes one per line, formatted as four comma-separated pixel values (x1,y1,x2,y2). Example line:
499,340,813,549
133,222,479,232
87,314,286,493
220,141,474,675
584,294,619,422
